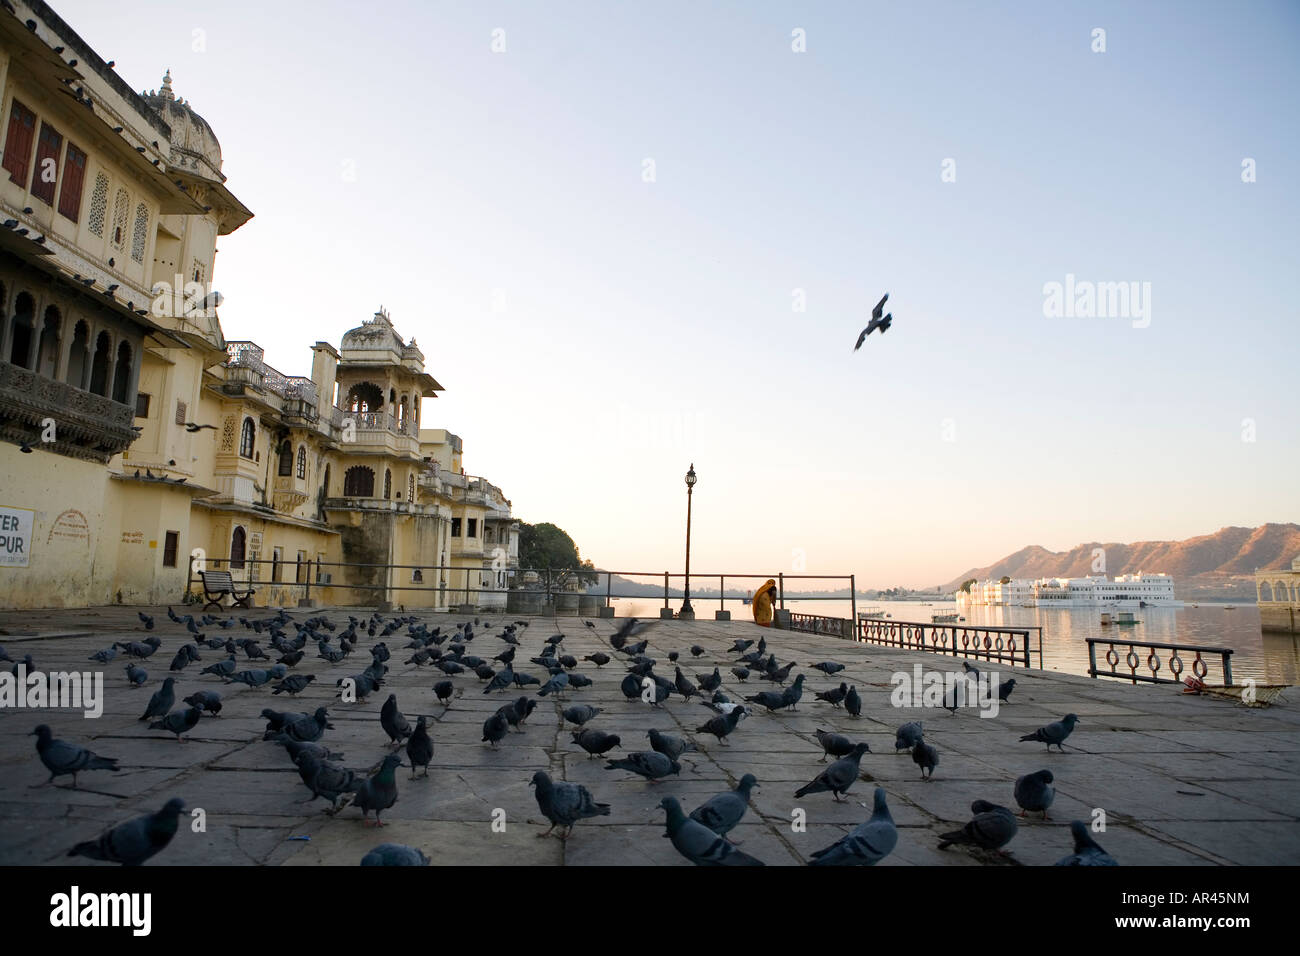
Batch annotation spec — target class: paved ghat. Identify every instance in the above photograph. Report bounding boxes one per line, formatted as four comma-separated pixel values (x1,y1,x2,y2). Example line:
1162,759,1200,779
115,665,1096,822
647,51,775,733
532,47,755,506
0,606,1296,866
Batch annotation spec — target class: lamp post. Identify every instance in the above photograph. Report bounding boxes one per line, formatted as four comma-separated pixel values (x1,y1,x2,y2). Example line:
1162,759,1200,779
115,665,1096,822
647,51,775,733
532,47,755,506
680,463,697,619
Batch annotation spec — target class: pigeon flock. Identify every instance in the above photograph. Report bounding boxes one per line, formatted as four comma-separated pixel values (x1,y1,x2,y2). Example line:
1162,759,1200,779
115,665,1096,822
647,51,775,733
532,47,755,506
18,607,1114,867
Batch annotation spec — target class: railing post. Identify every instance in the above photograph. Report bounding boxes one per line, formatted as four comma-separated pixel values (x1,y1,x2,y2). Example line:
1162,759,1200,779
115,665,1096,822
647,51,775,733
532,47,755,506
663,572,669,610
1222,651,1233,687
605,571,611,610
778,572,784,610
1087,639,1097,679
720,575,724,612
850,574,856,630
304,560,312,601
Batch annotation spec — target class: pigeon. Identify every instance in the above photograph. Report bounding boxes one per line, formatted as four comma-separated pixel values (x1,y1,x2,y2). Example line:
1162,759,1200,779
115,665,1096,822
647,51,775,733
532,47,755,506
227,668,275,688
361,843,430,866
272,674,316,696
10,653,36,676
845,685,862,717
582,652,610,668
89,646,118,664
689,773,758,836
563,705,602,728
483,665,514,694
813,729,857,762
912,739,939,779
277,707,332,742
493,646,517,665
690,645,706,657
280,738,342,766
962,661,981,679
124,663,148,687
513,671,541,689
730,666,750,682
998,678,1016,701
138,677,176,721
854,292,892,349
380,694,413,745
115,637,161,659
696,706,746,745
538,671,569,697
744,688,790,712
482,711,509,749
531,771,610,838
1013,769,1055,819
353,753,401,826
0,644,11,662
67,797,185,865
673,668,700,700
605,751,680,781
696,667,722,693
895,721,924,752
1019,714,1079,752
499,696,537,732
794,743,870,802
168,648,194,672
200,655,237,679
1055,820,1119,866
262,708,310,739
567,672,593,689
406,716,434,778
183,690,223,716
815,682,849,707
137,612,155,630
730,639,754,654
572,728,621,758
32,725,119,786
659,796,765,866
433,680,455,706
938,800,1018,852
648,729,697,761
297,754,361,806
809,787,899,866
148,705,202,741
811,661,845,675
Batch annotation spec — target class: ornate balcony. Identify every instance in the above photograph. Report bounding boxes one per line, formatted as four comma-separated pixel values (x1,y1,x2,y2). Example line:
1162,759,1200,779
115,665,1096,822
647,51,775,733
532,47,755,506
0,360,137,462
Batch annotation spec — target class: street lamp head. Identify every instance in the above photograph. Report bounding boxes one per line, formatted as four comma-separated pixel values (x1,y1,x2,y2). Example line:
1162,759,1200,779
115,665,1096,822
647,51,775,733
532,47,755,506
685,463,697,488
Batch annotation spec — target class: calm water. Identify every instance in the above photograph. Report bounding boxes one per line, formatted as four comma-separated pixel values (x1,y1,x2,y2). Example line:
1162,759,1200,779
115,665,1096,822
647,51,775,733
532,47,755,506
606,597,1299,685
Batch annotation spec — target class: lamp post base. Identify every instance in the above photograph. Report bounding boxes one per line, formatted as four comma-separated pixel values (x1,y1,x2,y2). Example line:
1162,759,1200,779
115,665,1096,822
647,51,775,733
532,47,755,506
677,608,696,621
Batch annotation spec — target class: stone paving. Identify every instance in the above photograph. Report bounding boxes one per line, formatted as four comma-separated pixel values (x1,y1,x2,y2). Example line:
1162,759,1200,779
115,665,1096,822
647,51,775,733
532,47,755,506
0,605,1297,866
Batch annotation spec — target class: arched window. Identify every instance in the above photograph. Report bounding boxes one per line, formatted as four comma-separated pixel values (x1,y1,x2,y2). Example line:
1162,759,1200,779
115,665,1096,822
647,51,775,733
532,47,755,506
111,340,132,403
343,466,374,496
36,306,61,377
89,331,111,395
66,320,89,388
239,417,256,458
296,445,307,479
87,173,109,237
344,382,383,412
111,188,129,249
383,468,392,499
408,473,415,503
230,526,246,570
277,439,293,476
130,202,149,262
8,292,36,367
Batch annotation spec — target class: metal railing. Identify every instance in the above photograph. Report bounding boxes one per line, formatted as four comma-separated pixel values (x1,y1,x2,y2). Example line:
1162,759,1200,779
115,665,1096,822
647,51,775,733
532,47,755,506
185,558,858,617
853,616,1043,668
1086,637,1233,686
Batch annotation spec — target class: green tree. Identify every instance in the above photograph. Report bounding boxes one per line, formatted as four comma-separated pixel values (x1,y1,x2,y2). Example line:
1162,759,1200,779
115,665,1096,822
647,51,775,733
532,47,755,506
959,578,978,593
999,575,1011,585
518,522,598,588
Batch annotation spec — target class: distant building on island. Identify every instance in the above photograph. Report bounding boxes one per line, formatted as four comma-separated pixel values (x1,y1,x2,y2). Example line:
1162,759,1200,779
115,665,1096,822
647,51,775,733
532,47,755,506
957,573,1181,608
1256,558,1299,634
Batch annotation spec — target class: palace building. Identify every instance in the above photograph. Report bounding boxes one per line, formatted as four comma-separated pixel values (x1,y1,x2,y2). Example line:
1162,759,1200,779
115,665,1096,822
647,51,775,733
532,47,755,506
0,1,517,610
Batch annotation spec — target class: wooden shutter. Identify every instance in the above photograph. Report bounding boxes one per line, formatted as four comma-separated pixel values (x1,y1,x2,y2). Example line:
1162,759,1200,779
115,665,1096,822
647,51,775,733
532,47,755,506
30,121,63,205
58,143,87,221
2,100,36,185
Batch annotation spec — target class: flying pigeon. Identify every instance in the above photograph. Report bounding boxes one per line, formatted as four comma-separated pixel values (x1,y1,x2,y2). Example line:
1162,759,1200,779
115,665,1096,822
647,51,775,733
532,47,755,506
794,743,871,801
67,797,186,865
854,292,892,350
32,725,119,787
1019,714,1079,752
659,796,765,866
809,787,899,866
531,771,610,839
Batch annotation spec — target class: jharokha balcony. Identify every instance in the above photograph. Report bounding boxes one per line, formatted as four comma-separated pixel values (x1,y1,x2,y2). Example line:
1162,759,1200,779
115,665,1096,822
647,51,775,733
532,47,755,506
0,359,137,462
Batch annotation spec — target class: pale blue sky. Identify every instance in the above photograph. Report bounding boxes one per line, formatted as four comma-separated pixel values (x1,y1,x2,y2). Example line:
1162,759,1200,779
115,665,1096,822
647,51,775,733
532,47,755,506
60,0,1299,586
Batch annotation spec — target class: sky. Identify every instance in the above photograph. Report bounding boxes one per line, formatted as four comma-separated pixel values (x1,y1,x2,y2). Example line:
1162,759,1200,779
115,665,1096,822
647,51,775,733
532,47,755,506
58,0,1300,588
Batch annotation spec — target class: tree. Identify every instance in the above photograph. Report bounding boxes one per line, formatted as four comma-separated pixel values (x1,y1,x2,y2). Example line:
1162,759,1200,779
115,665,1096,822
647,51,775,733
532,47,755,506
518,522,598,588
959,578,978,593
999,575,1011,585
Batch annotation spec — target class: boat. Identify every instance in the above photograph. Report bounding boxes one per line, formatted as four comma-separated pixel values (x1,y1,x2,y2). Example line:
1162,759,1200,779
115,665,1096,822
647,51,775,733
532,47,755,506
931,612,960,623
857,607,890,620
1224,605,1236,610
1100,611,1139,627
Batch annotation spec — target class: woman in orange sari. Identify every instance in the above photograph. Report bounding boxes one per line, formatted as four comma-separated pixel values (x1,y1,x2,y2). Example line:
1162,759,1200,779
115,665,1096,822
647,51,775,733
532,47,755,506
752,579,777,627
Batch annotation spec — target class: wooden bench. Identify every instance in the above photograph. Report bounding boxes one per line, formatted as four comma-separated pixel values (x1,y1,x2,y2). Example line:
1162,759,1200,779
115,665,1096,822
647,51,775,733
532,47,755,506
200,570,256,610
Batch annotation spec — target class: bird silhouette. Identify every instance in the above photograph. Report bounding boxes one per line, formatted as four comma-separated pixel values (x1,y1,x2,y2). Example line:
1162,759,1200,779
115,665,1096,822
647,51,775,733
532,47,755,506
185,422,217,432
854,293,893,350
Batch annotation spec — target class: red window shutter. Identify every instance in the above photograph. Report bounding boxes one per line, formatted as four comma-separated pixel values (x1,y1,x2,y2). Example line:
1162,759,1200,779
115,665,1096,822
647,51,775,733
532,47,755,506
30,121,63,205
2,100,37,185
58,142,87,221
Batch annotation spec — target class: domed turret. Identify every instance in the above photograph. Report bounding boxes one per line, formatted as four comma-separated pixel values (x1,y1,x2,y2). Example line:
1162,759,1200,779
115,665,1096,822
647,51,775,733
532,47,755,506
142,70,224,179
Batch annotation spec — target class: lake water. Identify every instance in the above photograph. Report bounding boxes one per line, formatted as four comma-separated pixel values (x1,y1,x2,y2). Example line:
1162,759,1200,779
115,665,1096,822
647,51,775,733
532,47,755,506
605,597,1299,686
